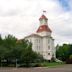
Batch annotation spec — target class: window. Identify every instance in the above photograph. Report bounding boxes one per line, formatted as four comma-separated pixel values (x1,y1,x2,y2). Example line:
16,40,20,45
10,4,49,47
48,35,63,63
40,20,43,24
48,39,50,44
48,53,50,55
38,46,40,50
37,45,38,49
39,39,40,43
36,45,40,50
35,39,40,44
30,39,31,42
48,46,50,50
35,39,38,43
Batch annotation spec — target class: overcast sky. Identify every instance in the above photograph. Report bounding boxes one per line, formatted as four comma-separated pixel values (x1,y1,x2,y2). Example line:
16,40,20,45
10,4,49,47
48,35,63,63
0,0,72,45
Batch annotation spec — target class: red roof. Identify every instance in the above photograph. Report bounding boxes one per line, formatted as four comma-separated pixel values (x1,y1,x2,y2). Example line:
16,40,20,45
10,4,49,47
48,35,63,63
36,25,52,33
39,15,48,20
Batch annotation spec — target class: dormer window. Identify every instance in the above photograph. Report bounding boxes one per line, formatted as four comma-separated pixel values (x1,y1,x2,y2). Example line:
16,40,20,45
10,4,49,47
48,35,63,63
40,27,42,29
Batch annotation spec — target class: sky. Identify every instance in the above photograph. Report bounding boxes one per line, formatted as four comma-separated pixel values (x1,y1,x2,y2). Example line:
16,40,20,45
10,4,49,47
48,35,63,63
0,0,72,45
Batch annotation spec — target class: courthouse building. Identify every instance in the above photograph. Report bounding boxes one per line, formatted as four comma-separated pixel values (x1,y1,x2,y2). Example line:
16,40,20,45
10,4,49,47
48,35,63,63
25,13,56,60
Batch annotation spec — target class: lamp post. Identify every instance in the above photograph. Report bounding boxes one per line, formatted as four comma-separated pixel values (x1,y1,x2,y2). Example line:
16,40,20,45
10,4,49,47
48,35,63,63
16,59,18,68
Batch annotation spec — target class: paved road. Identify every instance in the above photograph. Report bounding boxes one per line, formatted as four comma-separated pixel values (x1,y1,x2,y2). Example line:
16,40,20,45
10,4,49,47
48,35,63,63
0,64,72,72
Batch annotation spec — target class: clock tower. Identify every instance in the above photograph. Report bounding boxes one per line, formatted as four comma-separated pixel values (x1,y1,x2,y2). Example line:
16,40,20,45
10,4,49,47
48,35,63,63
36,12,52,36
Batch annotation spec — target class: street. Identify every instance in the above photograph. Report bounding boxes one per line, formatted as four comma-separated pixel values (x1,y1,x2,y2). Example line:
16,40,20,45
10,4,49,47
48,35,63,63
0,64,72,72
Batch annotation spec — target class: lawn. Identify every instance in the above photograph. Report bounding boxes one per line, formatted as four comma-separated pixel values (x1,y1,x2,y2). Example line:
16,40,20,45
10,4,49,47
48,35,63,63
41,62,65,68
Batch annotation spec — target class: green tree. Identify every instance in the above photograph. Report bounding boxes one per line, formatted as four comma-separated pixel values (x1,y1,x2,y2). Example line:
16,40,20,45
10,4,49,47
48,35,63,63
69,55,72,59
0,34,44,67
20,41,40,67
56,44,72,61
3,34,17,48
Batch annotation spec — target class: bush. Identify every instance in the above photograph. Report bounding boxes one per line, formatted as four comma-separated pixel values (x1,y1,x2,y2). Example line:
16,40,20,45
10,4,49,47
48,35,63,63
66,58,72,64
69,55,72,59
51,57,55,62
66,55,72,64
33,63,43,67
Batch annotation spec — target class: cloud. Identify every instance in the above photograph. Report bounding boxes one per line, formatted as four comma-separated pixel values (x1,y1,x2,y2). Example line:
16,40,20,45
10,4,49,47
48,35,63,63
0,0,72,45
0,9,21,16
48,9,72,45
54,12,72,37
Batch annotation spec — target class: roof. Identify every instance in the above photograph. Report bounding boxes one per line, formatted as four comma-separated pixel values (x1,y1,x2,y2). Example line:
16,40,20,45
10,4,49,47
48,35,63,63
39,14,48,20
25,34,42,38
36,25,52,33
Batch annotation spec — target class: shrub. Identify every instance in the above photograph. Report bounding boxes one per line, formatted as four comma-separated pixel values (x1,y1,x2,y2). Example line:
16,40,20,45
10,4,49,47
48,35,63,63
51,57,55,62
66,55,72,64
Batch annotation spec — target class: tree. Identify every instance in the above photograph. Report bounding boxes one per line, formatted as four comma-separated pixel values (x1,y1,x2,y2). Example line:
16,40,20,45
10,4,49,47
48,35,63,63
69,55,72,59
20,41,43,67
68,44,72,55
0,34,44,67
3,35,17,61
3,34,17,48
56,44,72,61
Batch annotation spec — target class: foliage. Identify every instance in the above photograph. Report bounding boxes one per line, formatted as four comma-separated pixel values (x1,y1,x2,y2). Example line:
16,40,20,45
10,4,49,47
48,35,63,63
56,44,72,62
66,55,72,64
69,55,72,59
0,34,43,67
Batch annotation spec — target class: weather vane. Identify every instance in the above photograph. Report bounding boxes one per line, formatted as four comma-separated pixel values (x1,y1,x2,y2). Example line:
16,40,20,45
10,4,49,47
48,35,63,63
43,10,46,15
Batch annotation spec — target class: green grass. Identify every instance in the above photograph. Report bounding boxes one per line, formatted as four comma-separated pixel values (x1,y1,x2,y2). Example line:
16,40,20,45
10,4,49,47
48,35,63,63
41,62,65,68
